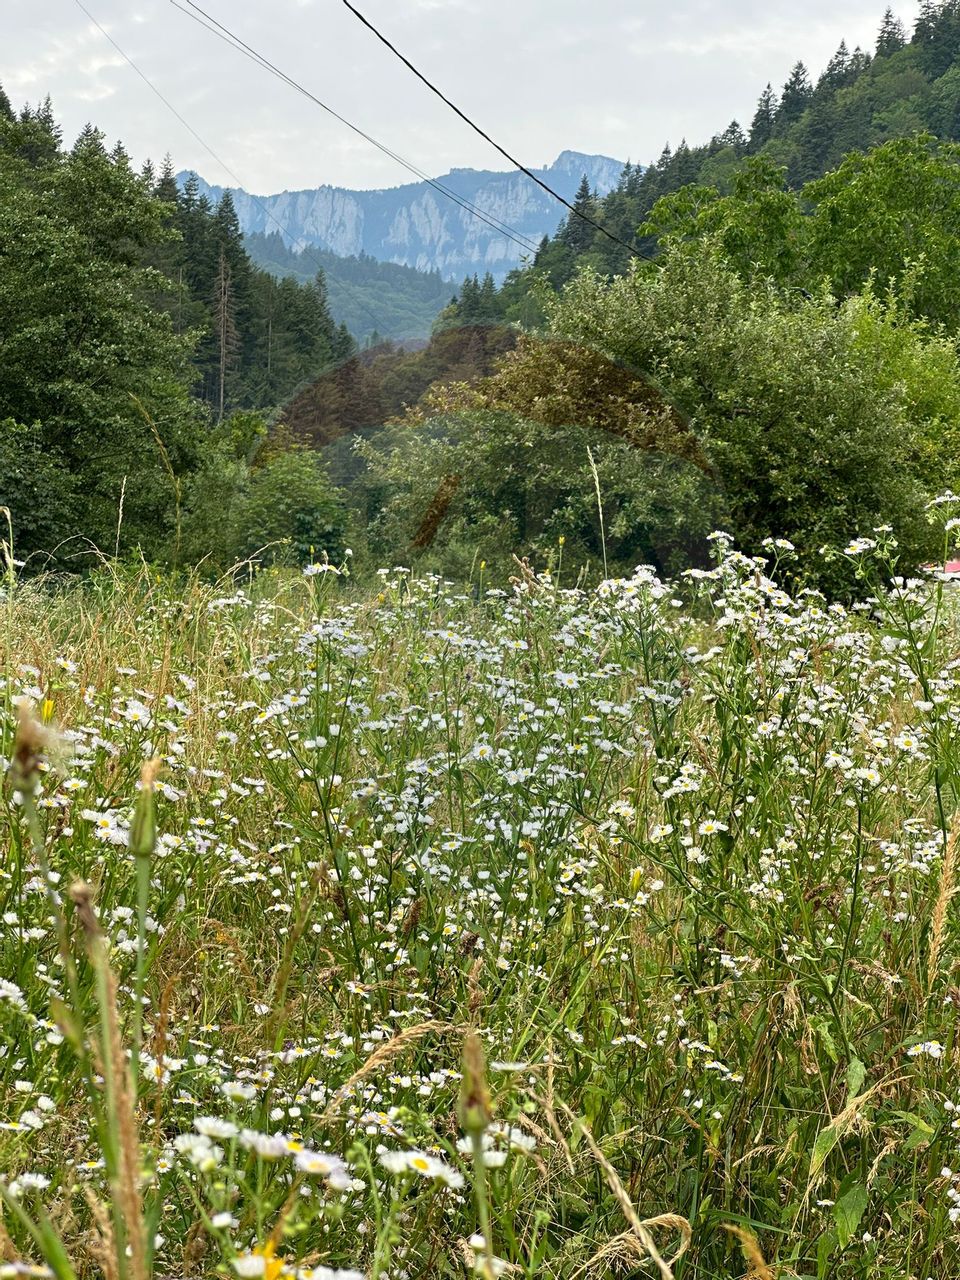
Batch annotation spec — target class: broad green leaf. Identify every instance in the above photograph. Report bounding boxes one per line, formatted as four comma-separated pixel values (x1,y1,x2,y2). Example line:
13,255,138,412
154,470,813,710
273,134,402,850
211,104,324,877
845,1057,866,1101
833,1183,868,1248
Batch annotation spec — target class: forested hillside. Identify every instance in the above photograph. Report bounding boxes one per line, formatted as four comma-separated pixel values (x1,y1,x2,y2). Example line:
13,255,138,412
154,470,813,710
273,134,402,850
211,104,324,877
153,172,354,413
244,232,453,343
0,95,349,568
8,2,960,594
447,1,960,322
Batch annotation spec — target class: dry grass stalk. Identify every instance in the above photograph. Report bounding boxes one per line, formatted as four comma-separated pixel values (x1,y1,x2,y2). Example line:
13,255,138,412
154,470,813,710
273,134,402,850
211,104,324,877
574,1229,654,1278
539,1050,576,1176
83,1189,120,1280
720,1223,774,1279
803,1074,905,1204
188,917,264,999
267,862,336,1041
929,818,958,992
575,1219,691,1279
509,555,543,593
867,1138,898,1188
556,1102,690,1280
320,1021,455,1122
466,954,484,1019
731,1143,781,1171
70,881,149,1280
536,1047,576,1176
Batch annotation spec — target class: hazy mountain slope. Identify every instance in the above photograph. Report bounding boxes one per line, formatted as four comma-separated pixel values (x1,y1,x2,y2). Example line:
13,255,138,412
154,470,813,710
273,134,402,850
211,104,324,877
177,151,625,281
243,232,454,342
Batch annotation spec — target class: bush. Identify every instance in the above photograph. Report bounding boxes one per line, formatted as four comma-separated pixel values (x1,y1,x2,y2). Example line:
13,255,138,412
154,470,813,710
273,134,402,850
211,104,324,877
0,419,81,568
538,246,960,593
231,447,346,569
356,406,724,581
353,246,960,593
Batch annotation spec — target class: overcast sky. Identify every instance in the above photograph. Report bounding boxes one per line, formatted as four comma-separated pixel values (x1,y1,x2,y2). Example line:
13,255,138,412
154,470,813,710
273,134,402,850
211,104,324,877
5,0,921,193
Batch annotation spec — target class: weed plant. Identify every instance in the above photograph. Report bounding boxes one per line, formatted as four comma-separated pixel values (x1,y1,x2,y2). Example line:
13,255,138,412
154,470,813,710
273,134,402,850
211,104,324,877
1,522,960,1278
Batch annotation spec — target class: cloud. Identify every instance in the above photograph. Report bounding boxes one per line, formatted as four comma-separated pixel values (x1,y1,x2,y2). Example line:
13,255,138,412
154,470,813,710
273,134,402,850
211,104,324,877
0,0,923,190
4,22,121,93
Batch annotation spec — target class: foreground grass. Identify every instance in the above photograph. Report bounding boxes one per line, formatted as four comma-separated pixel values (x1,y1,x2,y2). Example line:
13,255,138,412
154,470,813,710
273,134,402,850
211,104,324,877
1,540,959,1279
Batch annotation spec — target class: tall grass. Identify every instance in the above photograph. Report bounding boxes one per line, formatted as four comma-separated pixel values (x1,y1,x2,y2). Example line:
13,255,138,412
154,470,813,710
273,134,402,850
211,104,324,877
1,531,959,1278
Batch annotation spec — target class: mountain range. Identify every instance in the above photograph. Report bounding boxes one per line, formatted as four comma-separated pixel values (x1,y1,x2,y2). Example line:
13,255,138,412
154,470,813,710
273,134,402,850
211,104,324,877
177,150,625,282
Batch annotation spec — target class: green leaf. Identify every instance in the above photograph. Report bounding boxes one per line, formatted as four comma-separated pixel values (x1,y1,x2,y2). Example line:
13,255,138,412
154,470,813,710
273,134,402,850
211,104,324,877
810,1122,841,1184
845,1057,866,1102
817,1019,839,1064
833,1183,868,1249
898,1111,936,1152
817,1227,839,1276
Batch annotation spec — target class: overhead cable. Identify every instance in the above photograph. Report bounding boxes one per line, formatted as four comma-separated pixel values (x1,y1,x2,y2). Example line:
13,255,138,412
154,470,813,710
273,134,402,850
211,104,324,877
340,0,656,263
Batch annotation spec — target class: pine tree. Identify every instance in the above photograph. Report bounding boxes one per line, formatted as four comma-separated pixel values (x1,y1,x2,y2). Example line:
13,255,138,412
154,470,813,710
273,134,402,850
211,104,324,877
818,42,850,91
154,155,179,206
716,120,748,150
179,171,200,212
457,275,482,323
848,46,872,76
177,174,212,291
214,189,243,249
334,323,355,362
16,95,62,166
71,122,106,158
478,272,498,320
795,93,842,183
559,175,597,254
212,191,255,385
0,82,14,122
915,0,960,76
750,85,779,149
778,62,813,127
876,7,907,56
915,0,942,44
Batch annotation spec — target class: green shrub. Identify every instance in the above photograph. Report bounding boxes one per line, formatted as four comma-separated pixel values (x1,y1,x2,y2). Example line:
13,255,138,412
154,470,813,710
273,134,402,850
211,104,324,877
0,419,81,568
231,447,346,568
357,408,723,582
540,246,960,593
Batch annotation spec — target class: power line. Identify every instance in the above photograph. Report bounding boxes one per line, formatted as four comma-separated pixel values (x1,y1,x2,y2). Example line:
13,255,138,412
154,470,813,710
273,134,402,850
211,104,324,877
171,0,544,260
71,0,394,341
340,0,656,264
73,0,237,185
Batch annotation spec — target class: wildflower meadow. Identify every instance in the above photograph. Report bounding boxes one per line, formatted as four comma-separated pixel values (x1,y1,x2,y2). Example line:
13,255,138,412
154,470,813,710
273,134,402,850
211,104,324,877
2,523,960,1280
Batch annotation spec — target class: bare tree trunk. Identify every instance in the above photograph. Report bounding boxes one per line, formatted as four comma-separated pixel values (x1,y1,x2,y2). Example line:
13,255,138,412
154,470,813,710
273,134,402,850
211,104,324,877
214,249,236,422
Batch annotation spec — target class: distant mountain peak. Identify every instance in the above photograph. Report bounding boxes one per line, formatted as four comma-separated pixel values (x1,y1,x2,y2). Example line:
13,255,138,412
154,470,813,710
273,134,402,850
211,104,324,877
551,148,623,170
177,150,628,282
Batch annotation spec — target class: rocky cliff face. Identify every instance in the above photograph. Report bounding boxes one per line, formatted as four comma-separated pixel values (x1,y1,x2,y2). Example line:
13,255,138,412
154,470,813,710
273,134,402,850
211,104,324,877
179,151,625,281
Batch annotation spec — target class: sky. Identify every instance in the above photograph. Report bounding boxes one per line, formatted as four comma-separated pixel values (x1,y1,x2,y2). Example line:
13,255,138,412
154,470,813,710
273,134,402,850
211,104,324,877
4,0,922,194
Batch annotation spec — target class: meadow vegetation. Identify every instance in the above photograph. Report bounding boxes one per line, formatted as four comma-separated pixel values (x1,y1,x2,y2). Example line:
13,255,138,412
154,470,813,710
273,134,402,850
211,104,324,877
8,10,960,1277
2,526,960,1278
